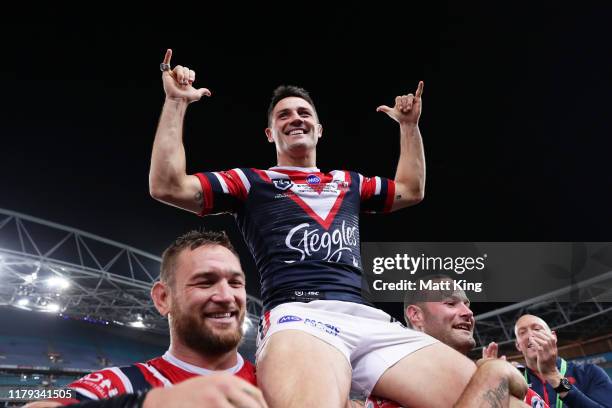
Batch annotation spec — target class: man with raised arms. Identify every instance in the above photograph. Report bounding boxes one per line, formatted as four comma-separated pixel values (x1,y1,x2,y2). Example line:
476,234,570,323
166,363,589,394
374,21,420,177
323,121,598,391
149,49,476,407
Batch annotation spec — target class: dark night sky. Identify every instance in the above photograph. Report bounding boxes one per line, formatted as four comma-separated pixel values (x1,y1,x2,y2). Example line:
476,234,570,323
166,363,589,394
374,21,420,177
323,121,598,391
2,5,611,319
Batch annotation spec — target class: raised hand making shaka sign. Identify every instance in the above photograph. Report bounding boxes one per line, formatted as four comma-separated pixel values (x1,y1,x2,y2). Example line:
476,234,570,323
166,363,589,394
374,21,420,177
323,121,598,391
160,49,211,103
376,81,424,126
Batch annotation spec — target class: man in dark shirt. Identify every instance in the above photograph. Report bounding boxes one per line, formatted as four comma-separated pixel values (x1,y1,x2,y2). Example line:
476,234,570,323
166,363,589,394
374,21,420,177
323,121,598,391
515,314,612,407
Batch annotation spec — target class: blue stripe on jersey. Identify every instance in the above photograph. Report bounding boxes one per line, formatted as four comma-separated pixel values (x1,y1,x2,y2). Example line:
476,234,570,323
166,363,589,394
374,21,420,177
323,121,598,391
119,365,151,393
202,172,242,213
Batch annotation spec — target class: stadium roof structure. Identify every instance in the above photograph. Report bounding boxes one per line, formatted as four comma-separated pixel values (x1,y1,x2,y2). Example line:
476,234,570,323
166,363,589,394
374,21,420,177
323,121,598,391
471,270,612,359
2,207,610,360
0,208,263,337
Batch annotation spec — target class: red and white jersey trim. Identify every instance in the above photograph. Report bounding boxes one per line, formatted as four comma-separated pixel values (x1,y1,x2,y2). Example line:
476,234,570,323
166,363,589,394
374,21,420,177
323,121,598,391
107,367,133,393
136,361,172,387
209,169,251,201
213,172,230,193
359,174,383,197
233,168,251,192
161,351,245,375
69,351,247,400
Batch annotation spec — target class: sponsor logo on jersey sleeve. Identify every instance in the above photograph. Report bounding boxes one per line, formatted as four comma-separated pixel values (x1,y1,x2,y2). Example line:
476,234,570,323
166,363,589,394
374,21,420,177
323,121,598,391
72,371,122,398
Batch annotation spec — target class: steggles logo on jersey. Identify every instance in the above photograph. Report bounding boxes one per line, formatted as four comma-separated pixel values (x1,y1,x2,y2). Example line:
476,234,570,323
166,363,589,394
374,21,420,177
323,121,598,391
273,179,293,190
284,220,358,263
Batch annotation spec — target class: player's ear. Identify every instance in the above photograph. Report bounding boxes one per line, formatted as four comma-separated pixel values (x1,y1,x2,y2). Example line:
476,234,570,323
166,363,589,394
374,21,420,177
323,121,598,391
151,281,171,317
405,305,423,329
265,127,275,143
316,124,323,139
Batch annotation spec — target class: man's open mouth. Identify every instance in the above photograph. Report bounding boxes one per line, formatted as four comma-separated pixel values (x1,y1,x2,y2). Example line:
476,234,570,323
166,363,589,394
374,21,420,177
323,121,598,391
453,323,472,332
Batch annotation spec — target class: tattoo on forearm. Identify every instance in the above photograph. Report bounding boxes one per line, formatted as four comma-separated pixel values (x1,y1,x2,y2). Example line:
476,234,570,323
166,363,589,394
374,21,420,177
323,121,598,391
482,379,509,408
194,191,203,204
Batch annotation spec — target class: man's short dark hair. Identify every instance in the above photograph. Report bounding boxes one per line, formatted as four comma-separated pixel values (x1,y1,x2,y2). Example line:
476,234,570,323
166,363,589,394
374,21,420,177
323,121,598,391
267,85,318,126
160,230,240,287
403,274,456,327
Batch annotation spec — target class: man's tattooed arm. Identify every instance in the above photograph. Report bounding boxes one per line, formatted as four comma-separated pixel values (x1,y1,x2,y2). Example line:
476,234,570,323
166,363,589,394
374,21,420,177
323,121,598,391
482,379,510,408
454,360,527,408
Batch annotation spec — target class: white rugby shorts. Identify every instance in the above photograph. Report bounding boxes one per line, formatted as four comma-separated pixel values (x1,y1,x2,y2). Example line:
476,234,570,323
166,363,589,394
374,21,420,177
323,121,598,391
256,300,438,396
